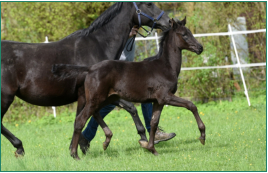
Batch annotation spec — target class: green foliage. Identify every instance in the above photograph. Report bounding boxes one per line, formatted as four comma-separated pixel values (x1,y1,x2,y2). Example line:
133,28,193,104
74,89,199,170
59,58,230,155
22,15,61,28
177,39,234,102
3,97,77,124
1,96,266,171
1,2,113,42
1,2,266,118
162,2,266,101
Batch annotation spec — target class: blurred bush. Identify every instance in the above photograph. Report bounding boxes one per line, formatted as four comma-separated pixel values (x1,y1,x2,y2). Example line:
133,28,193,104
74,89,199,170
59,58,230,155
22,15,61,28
135,2,266,102
1,2,113,42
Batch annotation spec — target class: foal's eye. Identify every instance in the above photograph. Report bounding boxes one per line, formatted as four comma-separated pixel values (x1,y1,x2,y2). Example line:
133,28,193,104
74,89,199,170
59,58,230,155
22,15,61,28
147,3,152,7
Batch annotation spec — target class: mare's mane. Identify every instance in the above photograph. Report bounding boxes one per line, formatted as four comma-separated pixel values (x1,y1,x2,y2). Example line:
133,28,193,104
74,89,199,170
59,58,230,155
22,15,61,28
66,2,123,38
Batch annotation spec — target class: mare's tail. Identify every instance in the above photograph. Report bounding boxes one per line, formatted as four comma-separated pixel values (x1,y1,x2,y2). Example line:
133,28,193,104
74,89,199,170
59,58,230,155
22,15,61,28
52,64,89,80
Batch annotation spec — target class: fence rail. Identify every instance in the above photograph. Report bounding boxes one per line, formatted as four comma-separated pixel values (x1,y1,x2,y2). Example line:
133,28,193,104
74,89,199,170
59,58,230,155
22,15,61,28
135,27,266,106
45,27,266,116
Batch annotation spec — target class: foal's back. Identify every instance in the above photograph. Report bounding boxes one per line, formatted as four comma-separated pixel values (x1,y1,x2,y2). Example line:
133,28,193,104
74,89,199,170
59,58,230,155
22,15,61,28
86,59,176,103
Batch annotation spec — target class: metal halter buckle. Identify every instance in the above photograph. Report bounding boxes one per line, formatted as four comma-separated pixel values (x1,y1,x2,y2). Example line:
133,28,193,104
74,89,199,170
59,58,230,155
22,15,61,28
136,9,141,14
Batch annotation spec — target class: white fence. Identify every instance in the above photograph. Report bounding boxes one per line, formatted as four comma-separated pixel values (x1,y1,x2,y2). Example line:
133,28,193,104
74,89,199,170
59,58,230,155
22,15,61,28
136,26,266,106
45,26,266,117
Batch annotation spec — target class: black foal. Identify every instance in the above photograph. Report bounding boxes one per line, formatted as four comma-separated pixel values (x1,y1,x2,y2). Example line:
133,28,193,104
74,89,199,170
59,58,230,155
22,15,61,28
53,18,205,160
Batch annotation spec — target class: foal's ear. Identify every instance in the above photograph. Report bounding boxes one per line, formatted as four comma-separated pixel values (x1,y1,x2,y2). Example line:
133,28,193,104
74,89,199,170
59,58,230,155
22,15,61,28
171,18,178,29
177,16,186,26
171,18,175,27
181,16,186,26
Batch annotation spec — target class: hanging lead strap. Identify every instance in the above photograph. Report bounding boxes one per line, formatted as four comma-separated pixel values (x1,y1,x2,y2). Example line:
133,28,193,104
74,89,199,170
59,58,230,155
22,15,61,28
126,35,136,52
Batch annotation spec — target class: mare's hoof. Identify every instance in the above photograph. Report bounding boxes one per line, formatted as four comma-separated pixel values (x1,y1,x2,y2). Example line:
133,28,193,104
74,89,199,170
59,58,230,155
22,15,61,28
199,138,205,145
103,142,109,151
14,149,24,158
139,140,148,149
14,151,24,158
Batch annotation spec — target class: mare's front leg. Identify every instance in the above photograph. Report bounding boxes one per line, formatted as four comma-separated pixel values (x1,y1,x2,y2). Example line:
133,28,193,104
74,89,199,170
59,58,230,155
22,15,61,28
165,93,206,144
113,99,148,148
147,102,164,156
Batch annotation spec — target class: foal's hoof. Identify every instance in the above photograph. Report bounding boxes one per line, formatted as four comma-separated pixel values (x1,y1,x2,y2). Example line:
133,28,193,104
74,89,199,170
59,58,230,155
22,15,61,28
70,153,80,160
199,137,205,145
139,140,148,149
152,151,159,156
103,142,109,151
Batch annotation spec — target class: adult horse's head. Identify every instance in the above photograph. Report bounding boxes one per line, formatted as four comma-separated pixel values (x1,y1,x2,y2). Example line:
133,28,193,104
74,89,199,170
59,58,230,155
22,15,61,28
132,2,171,31
172,17,203,55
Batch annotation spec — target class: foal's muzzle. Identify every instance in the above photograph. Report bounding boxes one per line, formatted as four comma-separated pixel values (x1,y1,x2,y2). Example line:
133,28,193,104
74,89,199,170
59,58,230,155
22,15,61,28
196,45,203,55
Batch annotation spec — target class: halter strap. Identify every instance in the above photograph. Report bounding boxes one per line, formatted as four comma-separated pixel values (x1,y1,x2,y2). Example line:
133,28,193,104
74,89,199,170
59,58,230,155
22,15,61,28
127,2,165,51
133,2,165,37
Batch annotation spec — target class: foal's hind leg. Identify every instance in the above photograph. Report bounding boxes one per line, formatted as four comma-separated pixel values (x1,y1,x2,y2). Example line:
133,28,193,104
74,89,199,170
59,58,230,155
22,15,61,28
164,93,206,145
70,105,113,159
113,99,148,148
69,87,86,150
91,112,113,151
70,104,93,160
1,91,25,157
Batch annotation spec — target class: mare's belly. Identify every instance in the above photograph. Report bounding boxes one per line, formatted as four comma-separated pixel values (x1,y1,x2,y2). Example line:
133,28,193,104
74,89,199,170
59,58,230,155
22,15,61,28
16,78,79,106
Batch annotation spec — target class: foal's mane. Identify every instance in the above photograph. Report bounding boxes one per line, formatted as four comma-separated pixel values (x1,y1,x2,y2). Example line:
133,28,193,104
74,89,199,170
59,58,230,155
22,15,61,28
143,29,170,61
158,29,170,57
144,19,183,62
66,2,123,38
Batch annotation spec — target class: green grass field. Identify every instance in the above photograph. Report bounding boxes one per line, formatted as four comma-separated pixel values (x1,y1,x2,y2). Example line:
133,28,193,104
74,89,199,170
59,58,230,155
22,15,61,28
1,95,266,171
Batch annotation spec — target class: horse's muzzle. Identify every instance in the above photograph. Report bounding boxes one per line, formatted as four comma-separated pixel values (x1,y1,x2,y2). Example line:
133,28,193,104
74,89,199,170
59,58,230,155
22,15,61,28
196,45,203,55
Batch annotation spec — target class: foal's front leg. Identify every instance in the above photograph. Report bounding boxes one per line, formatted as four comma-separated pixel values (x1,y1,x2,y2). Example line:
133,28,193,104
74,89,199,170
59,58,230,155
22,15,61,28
165,93,206,144
147,102,164,156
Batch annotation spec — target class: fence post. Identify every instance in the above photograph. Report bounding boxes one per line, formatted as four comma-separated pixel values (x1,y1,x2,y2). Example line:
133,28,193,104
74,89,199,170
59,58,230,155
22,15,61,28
44,36,57,117
228,24,251,106
155,32,159,51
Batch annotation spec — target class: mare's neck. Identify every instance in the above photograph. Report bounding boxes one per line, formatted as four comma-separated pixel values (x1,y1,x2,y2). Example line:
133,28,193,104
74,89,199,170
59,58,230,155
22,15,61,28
63,2,135,61
159,31,182,77
97,3,135,60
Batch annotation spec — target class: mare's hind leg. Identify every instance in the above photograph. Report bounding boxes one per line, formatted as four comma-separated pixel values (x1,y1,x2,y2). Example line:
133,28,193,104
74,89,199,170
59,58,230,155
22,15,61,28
113,99,148,148
164,93,206,145
1,91,25,157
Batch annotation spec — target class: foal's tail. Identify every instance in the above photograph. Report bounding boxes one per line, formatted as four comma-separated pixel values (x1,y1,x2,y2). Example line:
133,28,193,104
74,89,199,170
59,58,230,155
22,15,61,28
52,64,89,81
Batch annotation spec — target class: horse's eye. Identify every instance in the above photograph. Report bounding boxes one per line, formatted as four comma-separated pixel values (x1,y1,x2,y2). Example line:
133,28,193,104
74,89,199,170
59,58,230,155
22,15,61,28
147,3,152,7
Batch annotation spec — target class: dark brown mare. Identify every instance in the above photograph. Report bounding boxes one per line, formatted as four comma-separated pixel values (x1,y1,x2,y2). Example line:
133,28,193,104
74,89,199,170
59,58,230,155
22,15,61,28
52,18,206,159
1,2,171,157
